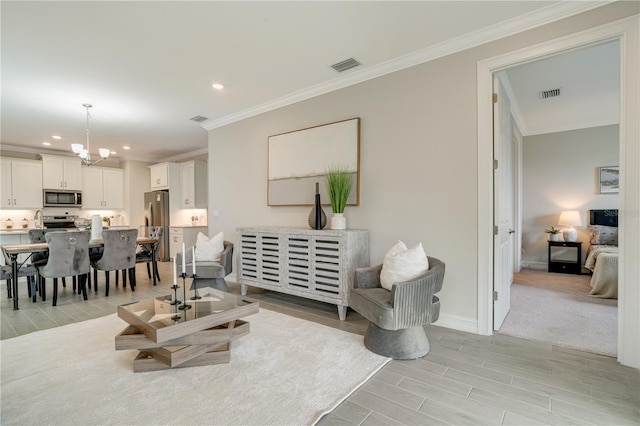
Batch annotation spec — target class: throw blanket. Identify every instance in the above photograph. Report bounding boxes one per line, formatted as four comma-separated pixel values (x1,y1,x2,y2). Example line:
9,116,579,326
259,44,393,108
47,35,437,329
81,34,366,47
585,245,618,299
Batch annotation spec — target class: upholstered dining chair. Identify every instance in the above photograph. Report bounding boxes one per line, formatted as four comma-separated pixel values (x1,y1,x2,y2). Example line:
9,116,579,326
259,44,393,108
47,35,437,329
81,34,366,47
28,229,75,294
36,230,91,306
134,226,163,286
91,229,138,296
349,256,445,359
175,241,233,291
1,247,39,302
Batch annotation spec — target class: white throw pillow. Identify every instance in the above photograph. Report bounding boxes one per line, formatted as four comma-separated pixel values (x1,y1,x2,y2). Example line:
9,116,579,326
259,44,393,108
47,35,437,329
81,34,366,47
380,240,429,290
194,231,224,262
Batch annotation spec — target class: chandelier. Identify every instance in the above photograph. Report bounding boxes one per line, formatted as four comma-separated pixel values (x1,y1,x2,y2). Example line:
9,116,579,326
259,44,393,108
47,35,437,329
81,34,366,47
71,103,110,166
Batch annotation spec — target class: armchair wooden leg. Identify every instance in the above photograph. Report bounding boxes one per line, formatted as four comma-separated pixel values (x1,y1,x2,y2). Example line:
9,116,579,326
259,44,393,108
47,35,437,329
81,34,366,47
146,263,151,279
115,270,119,287
93,269,98,293
79,274,88,300
6,278,12,299
105,271,110,297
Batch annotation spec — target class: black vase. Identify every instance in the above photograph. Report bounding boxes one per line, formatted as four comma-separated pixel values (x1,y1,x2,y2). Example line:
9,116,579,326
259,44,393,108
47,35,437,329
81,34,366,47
308,182,327,229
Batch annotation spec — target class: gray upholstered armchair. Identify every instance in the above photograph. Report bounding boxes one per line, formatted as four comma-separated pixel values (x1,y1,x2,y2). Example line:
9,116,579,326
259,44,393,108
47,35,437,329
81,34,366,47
175,241,233,291
349,256,445,359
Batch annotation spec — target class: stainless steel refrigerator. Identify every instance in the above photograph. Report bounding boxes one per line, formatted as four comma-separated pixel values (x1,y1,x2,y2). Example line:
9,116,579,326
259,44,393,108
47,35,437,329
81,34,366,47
144,190,170,261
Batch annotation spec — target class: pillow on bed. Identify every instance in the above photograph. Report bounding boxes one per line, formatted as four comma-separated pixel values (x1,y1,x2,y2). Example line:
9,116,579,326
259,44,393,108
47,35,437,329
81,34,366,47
588,225,618,246
380,240,429,291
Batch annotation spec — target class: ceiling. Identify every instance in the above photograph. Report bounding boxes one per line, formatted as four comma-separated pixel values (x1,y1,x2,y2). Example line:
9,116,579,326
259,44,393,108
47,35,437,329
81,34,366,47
1,1,613,163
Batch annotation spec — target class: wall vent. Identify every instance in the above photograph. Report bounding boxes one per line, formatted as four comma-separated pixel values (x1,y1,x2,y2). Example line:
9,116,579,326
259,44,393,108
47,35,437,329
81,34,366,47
330,58,361,73
539,88,561,99
189,115,208,122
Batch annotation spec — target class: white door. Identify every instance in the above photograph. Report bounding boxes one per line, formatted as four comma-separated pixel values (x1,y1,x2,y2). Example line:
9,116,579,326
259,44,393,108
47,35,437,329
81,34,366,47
493,75,515,330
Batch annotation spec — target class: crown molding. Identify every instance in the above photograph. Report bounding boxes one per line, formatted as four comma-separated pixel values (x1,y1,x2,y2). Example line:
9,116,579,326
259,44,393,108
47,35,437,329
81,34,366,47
525,118,620,137
202,1,610,131
160,147,209,163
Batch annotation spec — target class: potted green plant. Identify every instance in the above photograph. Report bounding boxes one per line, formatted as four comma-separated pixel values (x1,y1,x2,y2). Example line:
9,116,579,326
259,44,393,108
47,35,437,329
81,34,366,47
325,165,352,230
545,226,561,241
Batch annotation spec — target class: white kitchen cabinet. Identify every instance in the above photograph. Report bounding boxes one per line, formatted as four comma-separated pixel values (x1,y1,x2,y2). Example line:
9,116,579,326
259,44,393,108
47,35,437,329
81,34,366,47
82,167,124,209
180,160,207,208
41,154,82,190
169,226,208,259
149,162,180,190
1,158,43,209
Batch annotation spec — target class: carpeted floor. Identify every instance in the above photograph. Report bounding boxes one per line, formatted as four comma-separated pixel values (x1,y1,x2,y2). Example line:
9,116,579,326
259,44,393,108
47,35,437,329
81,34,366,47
498,269,617,357
0,309,390,425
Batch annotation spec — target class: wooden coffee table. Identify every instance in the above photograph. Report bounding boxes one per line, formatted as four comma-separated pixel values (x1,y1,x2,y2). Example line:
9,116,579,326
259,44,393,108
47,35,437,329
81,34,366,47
115,288,259,372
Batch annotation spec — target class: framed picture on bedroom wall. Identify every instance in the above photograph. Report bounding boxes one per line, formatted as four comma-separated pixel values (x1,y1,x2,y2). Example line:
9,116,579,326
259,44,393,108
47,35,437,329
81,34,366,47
267,117,360,206
598,166,619,194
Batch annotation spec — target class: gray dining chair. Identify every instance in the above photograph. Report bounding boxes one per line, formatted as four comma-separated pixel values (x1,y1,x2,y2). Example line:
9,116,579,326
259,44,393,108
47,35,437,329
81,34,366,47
134,226,163,286
36,230,91,306
28,229,76,294
1,247,39,302
91,229,138,296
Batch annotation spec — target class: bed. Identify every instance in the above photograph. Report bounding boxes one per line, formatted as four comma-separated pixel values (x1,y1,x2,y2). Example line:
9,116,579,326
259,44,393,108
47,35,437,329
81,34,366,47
584,209,618,299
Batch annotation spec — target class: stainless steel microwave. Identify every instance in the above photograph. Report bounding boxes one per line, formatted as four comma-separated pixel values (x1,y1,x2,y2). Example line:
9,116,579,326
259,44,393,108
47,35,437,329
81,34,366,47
43,190,82,207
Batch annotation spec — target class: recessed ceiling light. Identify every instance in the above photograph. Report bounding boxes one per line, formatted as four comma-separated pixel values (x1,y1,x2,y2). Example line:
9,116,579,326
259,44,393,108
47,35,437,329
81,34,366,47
110,151,117,155
52,135,62,140
42,142,51,146
212,83,224,90
123,146,130,150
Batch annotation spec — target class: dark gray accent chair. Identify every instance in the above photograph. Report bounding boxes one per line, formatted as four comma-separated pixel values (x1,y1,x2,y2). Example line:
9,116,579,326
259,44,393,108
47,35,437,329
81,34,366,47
36,231,91,306
175,241,233,292
91,229,138,296
349,256,445,359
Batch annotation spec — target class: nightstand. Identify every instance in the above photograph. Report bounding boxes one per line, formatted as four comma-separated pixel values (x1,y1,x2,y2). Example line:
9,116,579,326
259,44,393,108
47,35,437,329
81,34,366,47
548,241,582,274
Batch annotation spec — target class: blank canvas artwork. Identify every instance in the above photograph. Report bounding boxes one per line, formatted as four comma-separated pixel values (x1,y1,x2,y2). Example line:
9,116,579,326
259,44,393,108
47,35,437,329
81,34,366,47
268,118,360,206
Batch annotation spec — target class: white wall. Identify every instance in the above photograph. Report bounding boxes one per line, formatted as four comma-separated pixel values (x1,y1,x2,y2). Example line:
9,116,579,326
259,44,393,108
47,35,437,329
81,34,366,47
522,125,619,267
207,2,639,331
123,160,152,229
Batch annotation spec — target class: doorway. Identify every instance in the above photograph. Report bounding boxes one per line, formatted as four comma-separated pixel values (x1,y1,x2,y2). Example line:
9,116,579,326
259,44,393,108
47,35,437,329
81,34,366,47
476,17,639,367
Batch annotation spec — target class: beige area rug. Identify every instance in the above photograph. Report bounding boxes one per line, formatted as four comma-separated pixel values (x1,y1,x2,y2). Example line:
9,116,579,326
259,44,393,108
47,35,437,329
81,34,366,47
1,309,389,425
498,269,617,357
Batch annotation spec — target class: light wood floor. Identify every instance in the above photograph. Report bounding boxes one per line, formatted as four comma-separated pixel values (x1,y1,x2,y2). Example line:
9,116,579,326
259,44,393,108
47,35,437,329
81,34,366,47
2,262,638,425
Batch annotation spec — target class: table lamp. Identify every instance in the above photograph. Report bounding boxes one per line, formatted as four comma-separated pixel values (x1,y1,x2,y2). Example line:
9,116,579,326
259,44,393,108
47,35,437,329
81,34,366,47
558,210,582,242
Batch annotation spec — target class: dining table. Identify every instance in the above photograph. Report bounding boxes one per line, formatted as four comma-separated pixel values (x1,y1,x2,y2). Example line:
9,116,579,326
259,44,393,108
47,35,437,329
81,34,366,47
2,236,158,310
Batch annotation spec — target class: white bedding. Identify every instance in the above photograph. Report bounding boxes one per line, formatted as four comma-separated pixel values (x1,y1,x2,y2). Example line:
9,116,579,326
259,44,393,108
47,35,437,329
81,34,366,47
585,245,618,299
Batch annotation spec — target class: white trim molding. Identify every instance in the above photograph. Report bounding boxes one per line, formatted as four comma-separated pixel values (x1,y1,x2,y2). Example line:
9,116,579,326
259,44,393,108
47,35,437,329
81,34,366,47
434,314,479,335
477,15,640,368
202,1,607,131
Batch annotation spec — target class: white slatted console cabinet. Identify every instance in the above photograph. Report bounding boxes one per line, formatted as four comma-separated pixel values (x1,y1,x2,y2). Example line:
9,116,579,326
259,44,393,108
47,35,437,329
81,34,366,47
236,227,369,320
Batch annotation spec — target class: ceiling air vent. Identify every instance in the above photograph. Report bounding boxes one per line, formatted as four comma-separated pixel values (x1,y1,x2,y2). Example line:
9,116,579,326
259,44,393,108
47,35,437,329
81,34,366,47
539,88,561,99
331,58,361,73
189,115,208,123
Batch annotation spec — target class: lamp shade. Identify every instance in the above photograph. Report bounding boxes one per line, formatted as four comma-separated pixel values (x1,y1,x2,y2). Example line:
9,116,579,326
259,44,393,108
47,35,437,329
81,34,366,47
558,210,582,227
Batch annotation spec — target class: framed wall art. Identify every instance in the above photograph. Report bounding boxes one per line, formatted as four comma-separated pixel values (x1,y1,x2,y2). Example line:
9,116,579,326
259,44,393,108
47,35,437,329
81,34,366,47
599,166,619,194
268,117,360,206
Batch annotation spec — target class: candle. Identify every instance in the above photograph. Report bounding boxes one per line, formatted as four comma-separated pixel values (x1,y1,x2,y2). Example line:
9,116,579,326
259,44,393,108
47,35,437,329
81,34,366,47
192,246,197,275
182,242,186,274
173,257,177,284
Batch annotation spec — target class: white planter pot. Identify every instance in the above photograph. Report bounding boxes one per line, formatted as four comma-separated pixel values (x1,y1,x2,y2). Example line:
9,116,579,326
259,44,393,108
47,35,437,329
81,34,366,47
549,233,560,242
330,213,346,230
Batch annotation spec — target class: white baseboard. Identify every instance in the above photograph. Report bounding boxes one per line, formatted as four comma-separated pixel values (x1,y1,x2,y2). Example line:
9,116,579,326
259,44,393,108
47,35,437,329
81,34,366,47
521,261,547,270
433,313,478,334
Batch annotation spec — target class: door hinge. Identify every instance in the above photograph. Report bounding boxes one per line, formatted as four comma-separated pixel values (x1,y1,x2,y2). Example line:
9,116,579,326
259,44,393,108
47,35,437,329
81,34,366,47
494,225,498,235
493,291,499,301
493,93,498,103
493,159,498,169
